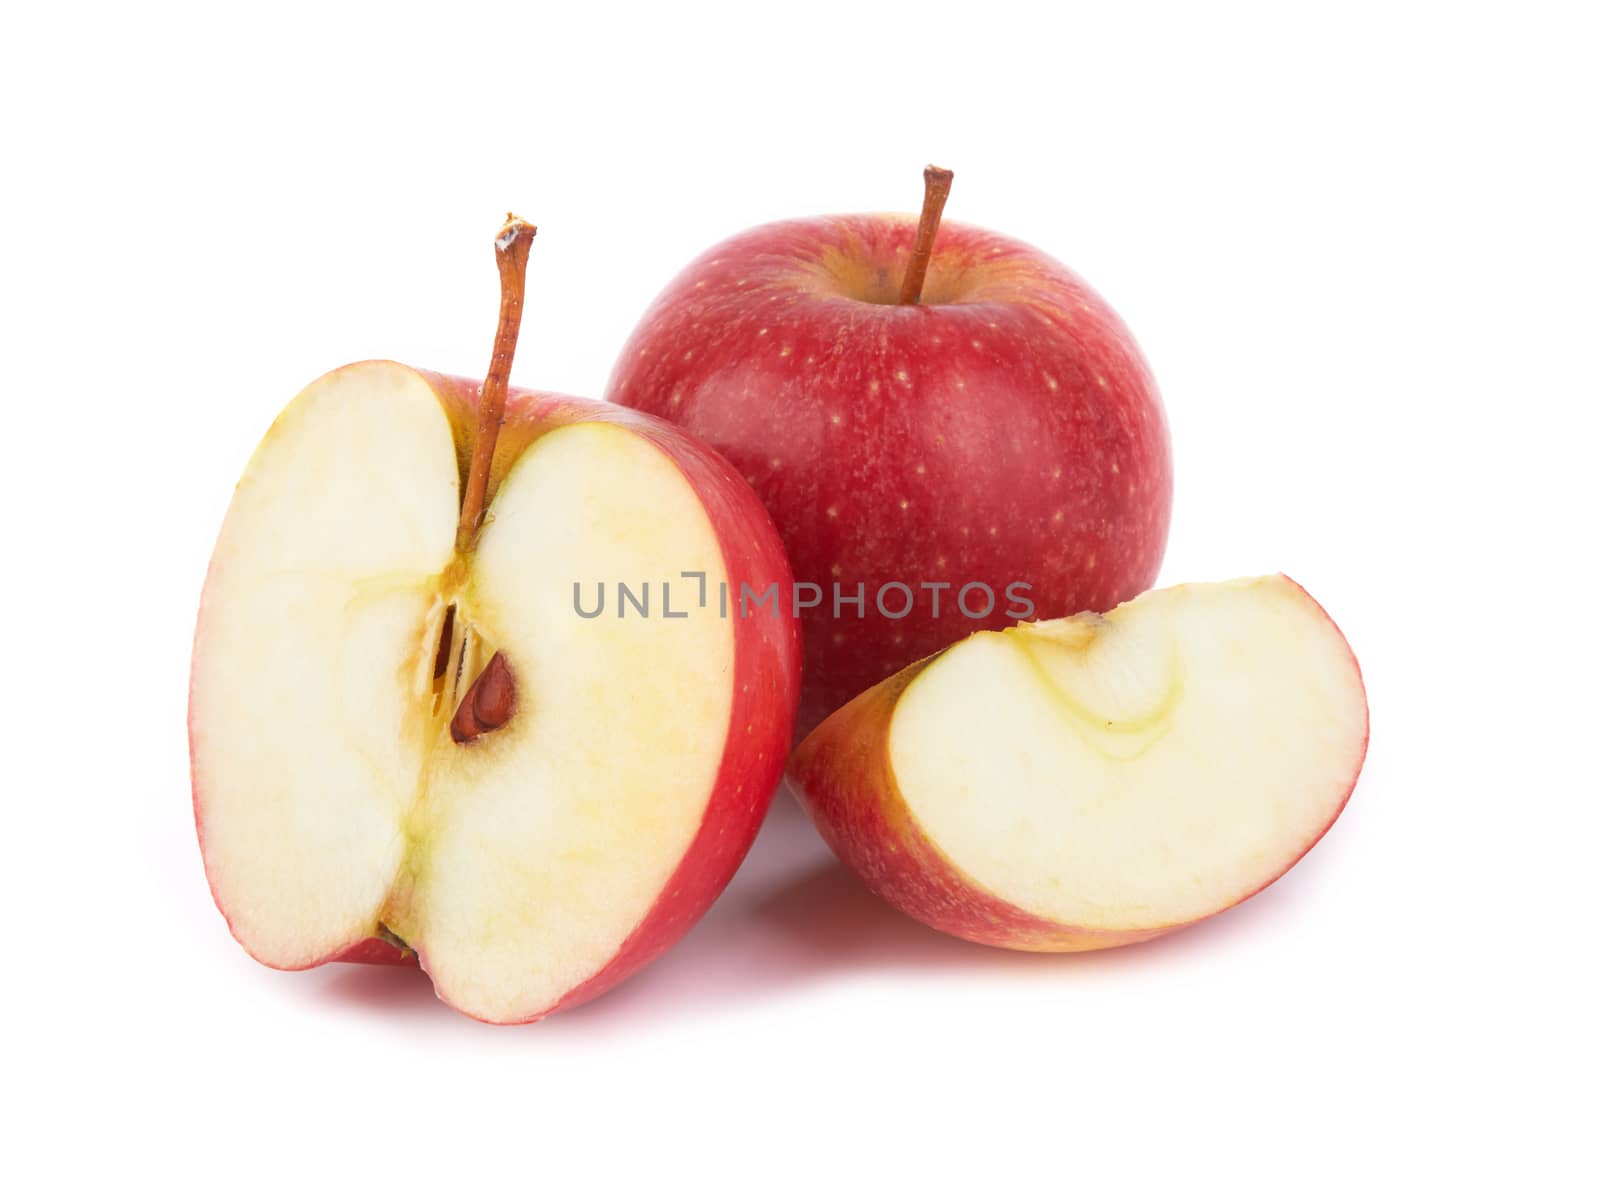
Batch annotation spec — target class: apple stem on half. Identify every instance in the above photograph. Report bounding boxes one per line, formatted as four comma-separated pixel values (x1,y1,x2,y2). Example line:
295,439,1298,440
441,214,535,744
898,165,954,305
457,214,537,553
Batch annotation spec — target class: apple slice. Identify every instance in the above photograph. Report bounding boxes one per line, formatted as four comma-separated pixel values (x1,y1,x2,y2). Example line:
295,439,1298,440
786,576,1368,949
191,221,799,1022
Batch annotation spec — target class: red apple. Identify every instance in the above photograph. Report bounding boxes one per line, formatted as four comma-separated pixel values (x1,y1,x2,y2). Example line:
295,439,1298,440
608,168,1172,734
786,576,1369,950
190,219,800,1023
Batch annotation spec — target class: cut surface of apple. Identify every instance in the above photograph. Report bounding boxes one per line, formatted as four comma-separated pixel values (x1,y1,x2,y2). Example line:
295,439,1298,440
191,361,798,1022
787,576,1368,949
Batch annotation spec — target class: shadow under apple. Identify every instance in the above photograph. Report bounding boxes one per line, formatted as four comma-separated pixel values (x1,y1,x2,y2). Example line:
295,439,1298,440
309,791,1338,1033
541,794,1335,1034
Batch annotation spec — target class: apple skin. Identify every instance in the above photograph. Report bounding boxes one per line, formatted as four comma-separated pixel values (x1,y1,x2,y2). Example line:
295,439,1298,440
607,215,1173,735
329,938,418,966
784,577,1367,951
189,363,801,1020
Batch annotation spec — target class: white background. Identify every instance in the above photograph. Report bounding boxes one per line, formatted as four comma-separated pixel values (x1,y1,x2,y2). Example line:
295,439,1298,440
4,2,1596,1185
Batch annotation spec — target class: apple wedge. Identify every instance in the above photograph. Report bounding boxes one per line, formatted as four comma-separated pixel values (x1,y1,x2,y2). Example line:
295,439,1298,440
786,576,1367,949
191,221,799,1023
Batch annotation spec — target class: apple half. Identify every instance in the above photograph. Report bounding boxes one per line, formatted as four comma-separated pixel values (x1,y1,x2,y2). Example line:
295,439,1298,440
190,360,799,1022
786,576,1368,949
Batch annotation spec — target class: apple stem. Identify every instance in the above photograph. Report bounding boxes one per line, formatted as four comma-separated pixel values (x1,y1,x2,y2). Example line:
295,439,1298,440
898,165,954,305
456,214,537,553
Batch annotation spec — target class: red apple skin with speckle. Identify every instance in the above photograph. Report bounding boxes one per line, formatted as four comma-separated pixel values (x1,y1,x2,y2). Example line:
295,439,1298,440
607,215,1173,735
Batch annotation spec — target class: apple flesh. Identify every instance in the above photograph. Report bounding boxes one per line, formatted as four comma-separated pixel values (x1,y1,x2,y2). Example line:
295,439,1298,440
190,360,800,1022
608,213,1172,735
786,576,1367,949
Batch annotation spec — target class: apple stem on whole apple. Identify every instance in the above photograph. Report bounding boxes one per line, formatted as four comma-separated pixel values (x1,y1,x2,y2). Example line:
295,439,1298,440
897,165,954,305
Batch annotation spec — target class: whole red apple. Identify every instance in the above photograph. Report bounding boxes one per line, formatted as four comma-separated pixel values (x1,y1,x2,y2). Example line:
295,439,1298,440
608,169,1173,734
